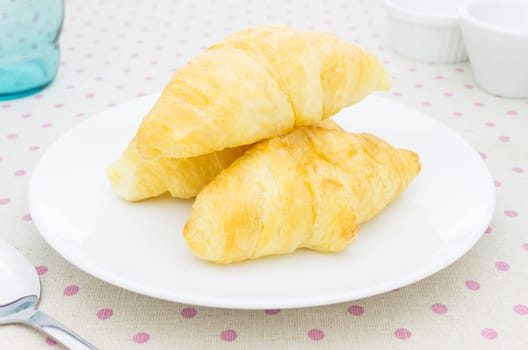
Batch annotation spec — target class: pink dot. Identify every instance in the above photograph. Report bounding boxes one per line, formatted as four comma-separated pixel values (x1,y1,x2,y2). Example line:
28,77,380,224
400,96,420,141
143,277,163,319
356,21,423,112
481,328,498,339
464,84,474,89
392,92,402,96
485,226,492,234
453,112,463,117
307,328,324,341
45,336,57,345
36,266,48,275
431,303,448,314
465,280,480,290
42,123,53,128
498,136,510,142
264,309,281,315
504,210,518,217
506,110,517,116
408,68,416,72
347,305,364,316
180,307,197,318
14,170,26,176
479,152,487,159
2,103,11,109
220,329,237,342
394,328,411,340
435,75,444,80
34,94,44,99
85,93,95,98
132,332,150,344
494,180,501,187
96,308,113,320
64,285,79,296
512,167,524,173
0,198,10,205
455,67,464,72
495,261,510,271
421,101,432,107
414,83,424,88
7,133,17,139
514,304,528,315
29,145,40,151
95,76,104,81
54,104,63,109
522,243,528,251
474,102,485,107
444,92,453,97
21,113,31,118
485,122,495,127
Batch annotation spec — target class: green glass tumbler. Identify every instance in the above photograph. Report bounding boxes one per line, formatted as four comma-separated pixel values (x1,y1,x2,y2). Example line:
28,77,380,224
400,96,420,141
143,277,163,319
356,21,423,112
0,0,64,100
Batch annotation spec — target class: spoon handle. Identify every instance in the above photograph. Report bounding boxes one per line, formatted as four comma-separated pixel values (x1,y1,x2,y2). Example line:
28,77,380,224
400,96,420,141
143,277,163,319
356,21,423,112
24,308,98,350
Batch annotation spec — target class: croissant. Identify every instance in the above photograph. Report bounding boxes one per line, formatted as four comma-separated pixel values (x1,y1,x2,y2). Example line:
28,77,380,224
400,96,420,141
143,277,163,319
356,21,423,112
135,25,391,159
106,138,250,201
183,120,421,264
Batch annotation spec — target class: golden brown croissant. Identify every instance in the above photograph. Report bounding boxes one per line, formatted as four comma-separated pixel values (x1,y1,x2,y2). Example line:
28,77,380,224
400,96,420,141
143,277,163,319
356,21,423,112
106,138,250,201
135,25,391,159
184,121,421,264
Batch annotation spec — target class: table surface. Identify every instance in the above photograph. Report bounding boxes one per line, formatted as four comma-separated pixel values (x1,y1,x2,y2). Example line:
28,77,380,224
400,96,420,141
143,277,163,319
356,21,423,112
1,0,527,349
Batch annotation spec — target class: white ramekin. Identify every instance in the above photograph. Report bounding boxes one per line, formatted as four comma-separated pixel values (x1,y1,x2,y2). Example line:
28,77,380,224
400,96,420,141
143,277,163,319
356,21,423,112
460,0,528,98
384,0,468,63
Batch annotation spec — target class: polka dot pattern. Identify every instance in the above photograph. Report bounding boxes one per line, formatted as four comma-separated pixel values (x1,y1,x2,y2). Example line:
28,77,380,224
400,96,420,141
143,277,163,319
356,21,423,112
307,328,325,341
220,329,237,342
481,328,498,340
495,261,510,271
96,308,113,320
180,307,197,319
431,303,448,315
132,332,150,344
45,337,57,346
64,285,79,296
394,328,411,340
513,305,528,315
264,309,281,315
347,305,364,316
465,280,481,291
1,0,526,348
35,266,48,275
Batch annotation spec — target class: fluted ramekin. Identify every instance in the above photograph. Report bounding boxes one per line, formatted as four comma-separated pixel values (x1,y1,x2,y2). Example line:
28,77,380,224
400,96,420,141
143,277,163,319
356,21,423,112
460,0,528,98
384,0,468,63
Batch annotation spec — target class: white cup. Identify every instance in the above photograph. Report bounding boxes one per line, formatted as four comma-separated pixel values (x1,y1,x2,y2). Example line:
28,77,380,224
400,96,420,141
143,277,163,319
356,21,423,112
460,0,528,98
384,0,468,63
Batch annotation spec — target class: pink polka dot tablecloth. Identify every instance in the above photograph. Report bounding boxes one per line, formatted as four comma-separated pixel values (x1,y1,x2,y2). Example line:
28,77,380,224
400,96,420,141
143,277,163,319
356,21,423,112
1,0,527,349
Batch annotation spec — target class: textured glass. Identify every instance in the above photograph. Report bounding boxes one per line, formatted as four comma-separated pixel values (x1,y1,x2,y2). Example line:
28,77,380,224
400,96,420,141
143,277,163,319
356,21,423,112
0,0,63,99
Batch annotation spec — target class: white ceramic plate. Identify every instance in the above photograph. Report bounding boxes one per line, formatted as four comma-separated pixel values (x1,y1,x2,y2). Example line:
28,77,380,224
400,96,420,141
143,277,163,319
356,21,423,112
28,94,495,309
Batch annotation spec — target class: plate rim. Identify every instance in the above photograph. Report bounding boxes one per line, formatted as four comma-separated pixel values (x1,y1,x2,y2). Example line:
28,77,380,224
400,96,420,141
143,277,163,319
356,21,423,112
28,94,496,309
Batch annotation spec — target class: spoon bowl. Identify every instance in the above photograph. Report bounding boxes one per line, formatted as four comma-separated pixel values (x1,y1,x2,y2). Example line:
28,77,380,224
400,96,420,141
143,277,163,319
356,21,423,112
0,240,97,349
0,242,40,313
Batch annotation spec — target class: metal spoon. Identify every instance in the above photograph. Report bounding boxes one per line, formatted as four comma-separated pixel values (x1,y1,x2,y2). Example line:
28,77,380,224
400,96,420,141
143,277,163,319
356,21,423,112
0,240,98,349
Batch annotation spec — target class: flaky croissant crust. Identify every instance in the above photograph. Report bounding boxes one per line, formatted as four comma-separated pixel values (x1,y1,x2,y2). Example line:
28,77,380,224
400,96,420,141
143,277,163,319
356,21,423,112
135,25,391,159
184,121,421,264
